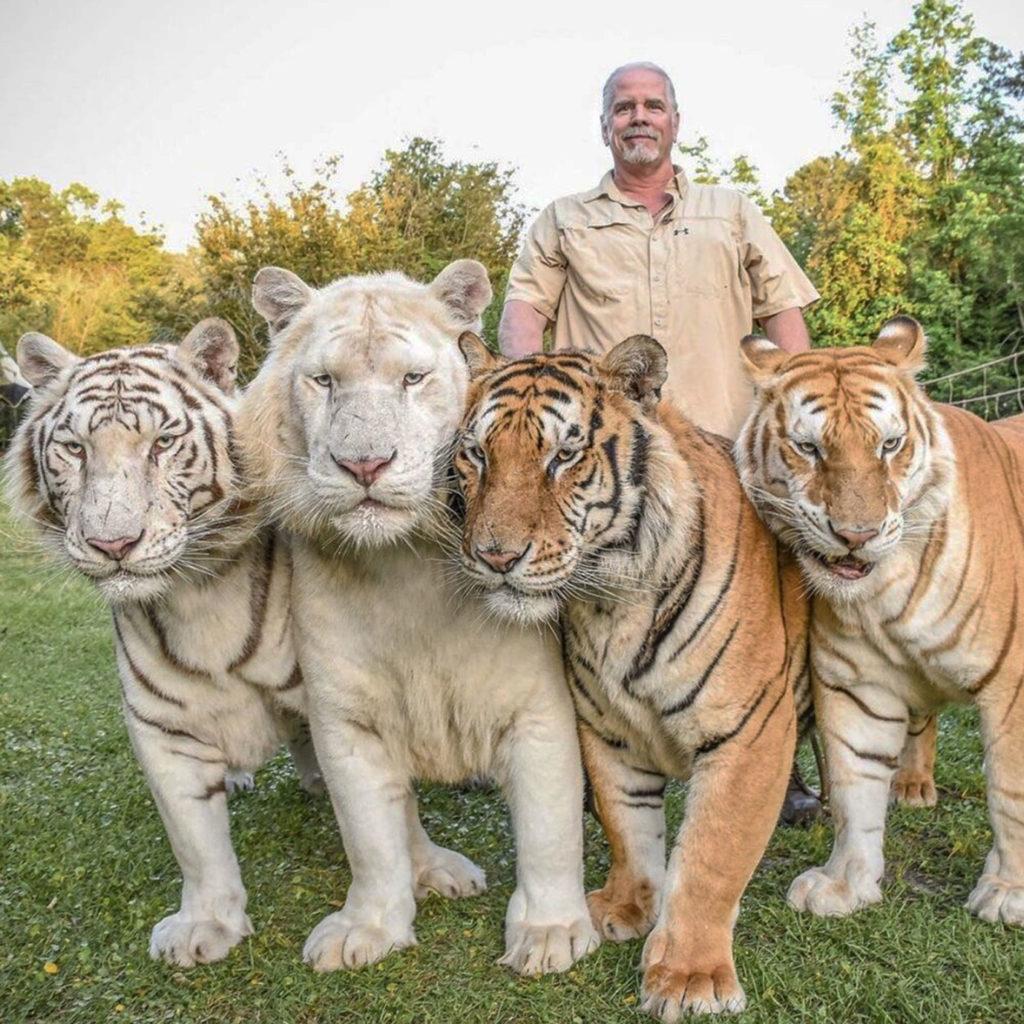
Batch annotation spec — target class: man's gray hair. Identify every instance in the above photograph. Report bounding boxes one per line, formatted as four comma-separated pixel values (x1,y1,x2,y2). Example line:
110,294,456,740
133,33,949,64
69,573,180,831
601,62,678,122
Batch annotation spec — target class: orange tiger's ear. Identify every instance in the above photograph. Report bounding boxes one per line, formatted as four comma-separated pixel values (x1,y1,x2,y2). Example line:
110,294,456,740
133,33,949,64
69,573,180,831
600,335,667,412
739,335,788,386
458,332,505,378
873,316,927,374
178,318,240,394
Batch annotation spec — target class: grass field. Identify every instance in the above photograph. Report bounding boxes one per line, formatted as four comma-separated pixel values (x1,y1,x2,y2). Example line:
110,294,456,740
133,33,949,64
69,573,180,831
1,504,1022,1024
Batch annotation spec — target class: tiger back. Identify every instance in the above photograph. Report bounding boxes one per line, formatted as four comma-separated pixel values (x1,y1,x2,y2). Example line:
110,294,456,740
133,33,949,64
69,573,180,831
5,320,319,968
737,316,1024,928
453,333,809,1019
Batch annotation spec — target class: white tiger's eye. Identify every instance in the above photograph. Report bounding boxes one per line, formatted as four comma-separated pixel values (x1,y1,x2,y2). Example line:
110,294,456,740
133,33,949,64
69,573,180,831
312,373,332,388
881,435,904,454
403,371,428,387
64,440,85,457
153,434,176,451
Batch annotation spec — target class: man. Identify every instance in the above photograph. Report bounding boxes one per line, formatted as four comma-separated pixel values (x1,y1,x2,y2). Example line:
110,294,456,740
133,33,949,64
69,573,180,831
500,61,818,440
501,62,823,822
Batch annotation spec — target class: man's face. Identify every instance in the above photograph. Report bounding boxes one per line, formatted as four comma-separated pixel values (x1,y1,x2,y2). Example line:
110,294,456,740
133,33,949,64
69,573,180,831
601,68,679,168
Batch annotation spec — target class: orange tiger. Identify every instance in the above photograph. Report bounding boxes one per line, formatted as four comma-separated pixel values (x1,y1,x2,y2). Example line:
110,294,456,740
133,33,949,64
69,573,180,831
453,333,810,1018
738,316,1024,926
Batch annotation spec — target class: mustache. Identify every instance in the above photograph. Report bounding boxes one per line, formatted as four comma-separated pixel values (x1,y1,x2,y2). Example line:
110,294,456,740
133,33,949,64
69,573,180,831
623,130,658,140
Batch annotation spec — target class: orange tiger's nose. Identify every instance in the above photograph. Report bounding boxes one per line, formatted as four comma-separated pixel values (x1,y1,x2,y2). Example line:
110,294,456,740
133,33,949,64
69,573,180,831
830,524,879,549
477,546,528,574
87,532,143,561
335,453,395,487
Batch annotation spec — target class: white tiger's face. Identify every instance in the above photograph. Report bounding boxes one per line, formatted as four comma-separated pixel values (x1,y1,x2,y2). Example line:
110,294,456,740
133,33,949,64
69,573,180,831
242,262,493,548
8,322,241,604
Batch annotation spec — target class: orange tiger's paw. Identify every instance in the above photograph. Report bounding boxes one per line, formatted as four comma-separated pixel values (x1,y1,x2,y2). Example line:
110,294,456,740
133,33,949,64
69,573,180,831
640,958,746,1020
587,879,658,942
890,770,938,808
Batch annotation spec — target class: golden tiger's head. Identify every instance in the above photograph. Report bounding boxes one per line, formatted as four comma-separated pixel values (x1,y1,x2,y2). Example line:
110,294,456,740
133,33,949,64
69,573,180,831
454,334,668,623
737,316,953,599
4,319,244,604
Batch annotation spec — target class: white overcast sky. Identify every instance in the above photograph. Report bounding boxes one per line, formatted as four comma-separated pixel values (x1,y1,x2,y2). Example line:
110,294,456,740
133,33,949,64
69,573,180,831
3,0,1022,252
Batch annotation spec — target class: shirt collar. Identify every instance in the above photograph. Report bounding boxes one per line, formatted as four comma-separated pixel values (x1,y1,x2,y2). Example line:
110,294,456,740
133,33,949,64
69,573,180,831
583,165,690,209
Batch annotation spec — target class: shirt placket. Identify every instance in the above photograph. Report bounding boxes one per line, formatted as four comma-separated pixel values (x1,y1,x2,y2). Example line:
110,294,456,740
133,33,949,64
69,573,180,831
649,213,672,339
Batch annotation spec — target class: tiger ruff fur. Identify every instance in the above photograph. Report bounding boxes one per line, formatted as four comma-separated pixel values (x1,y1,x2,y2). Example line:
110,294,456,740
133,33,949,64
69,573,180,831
5,320,322,967
737,316,1024,926
238,260,599,975
454,334,810,1019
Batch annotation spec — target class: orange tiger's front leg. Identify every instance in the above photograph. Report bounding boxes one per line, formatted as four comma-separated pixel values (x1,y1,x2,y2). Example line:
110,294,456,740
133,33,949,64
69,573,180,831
890,713,938,808
580,723,666,942
641,687,795,1020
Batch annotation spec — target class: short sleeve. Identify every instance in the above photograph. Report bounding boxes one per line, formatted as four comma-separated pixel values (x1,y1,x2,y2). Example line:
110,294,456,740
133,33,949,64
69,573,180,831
504,203,567,321
739,197,820,320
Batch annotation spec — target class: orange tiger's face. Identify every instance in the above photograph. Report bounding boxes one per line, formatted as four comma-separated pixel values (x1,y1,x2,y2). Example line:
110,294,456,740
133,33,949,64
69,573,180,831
737,317,950,598
454,335,665,624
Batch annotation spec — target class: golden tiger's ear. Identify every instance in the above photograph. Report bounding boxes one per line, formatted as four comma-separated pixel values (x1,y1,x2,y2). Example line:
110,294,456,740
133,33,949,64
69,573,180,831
178,318,240,394
252,267,313,333
739,335,788,386
458,332,505,378
16,332,79,387
600,335,667,412
873,316,927,374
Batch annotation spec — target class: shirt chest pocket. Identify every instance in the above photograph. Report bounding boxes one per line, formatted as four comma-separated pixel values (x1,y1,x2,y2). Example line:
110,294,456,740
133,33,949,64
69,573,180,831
560,223,637,304
669,218,738,297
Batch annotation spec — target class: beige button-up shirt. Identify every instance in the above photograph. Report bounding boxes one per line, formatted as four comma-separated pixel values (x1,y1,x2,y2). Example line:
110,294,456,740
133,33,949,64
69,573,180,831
505,168,819,438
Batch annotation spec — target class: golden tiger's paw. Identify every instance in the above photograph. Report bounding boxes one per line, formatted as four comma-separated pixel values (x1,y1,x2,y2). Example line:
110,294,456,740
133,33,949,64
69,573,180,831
149,912,253,967
890,771,938,808
640,961,746,1019
302,912,416,971
587,880,658,941
414,846,487,901
788,865,882,917
966,876,1024,926
499,917,600,976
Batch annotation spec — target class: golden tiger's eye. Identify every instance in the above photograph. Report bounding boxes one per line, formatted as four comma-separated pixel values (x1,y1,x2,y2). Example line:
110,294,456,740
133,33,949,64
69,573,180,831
882,436,903,453
796,441,819,457
465,443,485,463
554,447,577,462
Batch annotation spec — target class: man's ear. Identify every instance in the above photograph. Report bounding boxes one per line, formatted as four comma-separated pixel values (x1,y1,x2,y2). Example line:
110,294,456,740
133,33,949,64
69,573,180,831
873,316,927,374
430,260,493,327
600,335,668,412
17,332,79,387
252,267,313,332
739,335,789,387
458,332,506,379
178,318,240,394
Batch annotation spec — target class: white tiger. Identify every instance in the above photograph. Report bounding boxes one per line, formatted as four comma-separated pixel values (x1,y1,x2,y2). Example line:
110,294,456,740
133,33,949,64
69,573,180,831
5,320,322,967
238,260,600,975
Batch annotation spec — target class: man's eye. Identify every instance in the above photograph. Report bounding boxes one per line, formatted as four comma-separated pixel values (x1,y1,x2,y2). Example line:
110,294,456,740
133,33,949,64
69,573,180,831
312,374,332,388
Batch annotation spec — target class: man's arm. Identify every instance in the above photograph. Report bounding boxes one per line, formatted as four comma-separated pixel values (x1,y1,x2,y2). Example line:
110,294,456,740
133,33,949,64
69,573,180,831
761,306,811,354
498,300,549,358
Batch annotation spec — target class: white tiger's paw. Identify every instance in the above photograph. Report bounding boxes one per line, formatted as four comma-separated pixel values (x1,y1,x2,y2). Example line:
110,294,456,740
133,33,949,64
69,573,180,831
788,864,882,917
224,769,255,796
302,911,416,971
414,845,487,900
149,911,253,967
966,876,1024,926
499,916,601,976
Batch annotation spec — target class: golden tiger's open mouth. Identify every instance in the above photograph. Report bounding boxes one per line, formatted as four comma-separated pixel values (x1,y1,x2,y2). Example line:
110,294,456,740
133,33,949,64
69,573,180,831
808,550,876,581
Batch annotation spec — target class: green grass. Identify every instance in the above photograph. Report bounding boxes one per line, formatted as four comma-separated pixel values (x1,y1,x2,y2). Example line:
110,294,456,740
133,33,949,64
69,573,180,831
1,504,1021,1024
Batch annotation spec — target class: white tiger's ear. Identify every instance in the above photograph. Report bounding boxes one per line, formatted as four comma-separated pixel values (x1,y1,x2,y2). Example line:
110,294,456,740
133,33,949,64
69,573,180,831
430,260,493,327
178,318,240,394
16,332,79,387
740,335,789,387
873,316,927,374
458,331,505,379
252,267,313,332
600,335,667,412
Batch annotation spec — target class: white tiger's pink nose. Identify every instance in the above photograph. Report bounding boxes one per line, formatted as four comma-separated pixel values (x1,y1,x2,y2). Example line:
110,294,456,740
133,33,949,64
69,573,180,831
334,453,395,487
86,533,143,561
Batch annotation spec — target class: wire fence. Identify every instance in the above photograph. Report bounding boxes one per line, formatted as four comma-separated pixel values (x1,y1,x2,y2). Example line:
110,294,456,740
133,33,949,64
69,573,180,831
923,331,1024,421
